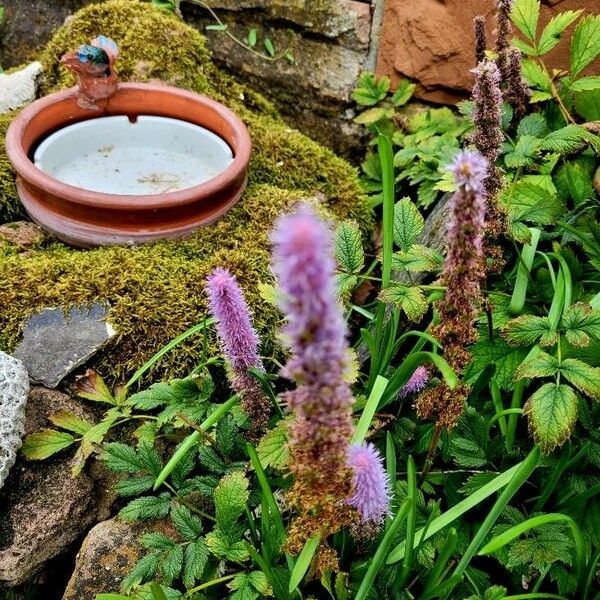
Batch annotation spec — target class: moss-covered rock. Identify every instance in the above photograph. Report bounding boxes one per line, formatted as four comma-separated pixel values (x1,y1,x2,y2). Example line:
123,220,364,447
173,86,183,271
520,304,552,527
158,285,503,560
0,0,371,382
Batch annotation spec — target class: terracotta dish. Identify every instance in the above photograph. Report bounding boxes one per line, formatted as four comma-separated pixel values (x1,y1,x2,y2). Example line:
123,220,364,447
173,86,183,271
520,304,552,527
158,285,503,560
5,83,251,247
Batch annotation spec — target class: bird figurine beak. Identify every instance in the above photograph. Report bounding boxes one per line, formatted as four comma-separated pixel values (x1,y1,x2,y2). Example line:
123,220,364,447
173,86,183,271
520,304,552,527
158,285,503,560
60,51,84,74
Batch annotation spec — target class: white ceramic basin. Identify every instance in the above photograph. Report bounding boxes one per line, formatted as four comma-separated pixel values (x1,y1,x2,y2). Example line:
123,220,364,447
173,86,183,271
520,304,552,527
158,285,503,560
34,115,234,195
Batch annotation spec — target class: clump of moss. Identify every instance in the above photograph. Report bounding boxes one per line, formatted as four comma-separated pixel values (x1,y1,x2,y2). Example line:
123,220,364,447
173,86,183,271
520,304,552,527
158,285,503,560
0,0,371,383
0,113,23,222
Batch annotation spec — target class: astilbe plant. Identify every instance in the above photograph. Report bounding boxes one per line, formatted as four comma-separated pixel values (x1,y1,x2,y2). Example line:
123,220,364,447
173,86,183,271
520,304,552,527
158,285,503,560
206,267,270,438
270,204,356,555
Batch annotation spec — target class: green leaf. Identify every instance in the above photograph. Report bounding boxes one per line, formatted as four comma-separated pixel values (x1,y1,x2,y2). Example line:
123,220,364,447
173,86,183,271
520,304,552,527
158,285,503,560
352,72,390,106
119,493,171,521
517,113,548,138
448,407,488,468
530,90,553,103
206,528,249,561
247,28,257,48
570,15,600,77
521,59,552,91
524,383,578,452
391,245,442,273
378,284,428,322
21,429,75,460
516,351,560,379
392,79,416,106
504,135,541,168
562,303,600,347
48,410,93,435
353,106,393,125
171,504,202,541
570,75,600,91
336,272,358,296
574,87,600,119
289,535,320,593
503,181,565,226
121,553,161,592
141,532,175,550
501,315,557,347
334,221,364,273
182,540,209,589
510,0,540,42
114,475,156,497
537,10,583,54
393,197,424,251
214,471,249,532
103,442,146,473
229,572,272,600
160,543,183,586
540,124,600,154
559,358,600,400
256,419,289,470
554,159,595,205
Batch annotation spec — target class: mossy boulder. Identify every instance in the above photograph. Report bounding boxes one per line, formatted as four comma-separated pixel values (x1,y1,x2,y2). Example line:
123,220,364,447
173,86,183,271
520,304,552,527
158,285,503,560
0,0,371,382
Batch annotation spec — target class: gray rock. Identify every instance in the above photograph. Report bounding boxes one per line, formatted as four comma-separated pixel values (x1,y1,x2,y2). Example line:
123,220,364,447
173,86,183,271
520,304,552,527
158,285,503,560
0,387,99,587
62,519,178,600
0,62,43,114
13,304,116,388
0,352,29,490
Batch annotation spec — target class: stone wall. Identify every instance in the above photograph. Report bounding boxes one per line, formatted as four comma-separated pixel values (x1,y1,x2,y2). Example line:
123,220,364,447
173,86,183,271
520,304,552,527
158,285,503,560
376,0,597,104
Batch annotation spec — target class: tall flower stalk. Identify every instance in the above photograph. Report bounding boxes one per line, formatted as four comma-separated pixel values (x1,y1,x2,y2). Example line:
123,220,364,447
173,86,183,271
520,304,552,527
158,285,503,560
495,0,513,82
435,149,487,372
271,204,356,552
206,267,270,438
474,16,488,65
504,48,532,119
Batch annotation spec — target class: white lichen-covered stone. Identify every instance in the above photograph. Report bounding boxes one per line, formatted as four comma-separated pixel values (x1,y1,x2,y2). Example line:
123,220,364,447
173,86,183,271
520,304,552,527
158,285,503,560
0,351,29,490
0,61,43,114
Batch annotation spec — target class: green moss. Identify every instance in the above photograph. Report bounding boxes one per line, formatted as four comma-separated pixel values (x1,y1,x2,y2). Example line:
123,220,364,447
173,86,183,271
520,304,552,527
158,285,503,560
0,0,371,383
0,113,23,222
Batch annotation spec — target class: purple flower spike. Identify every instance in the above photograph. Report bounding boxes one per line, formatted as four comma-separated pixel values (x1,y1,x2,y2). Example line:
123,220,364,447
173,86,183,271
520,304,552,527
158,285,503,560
347,443,391,525
271,204,356,547
206,267,269,436
399,366,430,399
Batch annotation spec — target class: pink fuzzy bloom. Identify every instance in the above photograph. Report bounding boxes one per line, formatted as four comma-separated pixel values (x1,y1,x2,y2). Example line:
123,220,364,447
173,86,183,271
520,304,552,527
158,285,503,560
206,267,269,435
347,443,391,524
399,366,430,399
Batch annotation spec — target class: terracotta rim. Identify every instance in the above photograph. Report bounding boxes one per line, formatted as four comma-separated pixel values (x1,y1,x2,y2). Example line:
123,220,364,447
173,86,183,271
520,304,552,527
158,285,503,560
5,83,252,246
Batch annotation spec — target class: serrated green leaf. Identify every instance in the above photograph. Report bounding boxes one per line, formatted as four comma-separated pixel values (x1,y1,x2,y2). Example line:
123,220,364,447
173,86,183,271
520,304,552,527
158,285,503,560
352,72,390,106
21,429,75,460
182,540,209,589
119,493,171,521
517,113,548,138
391,245,443,273
554,159,595,205
206,528,249,561
501,315,557,347
505,135,541,168
393,198,424,251
574,87,600,120
121,552,161,593
530,90,553,103
521,60,551,92
511,0,540,42
334,221,364,273
516,351,560,380
559,359,600,400
171,504,203,541
336,272,358,296
570,75,600,91
48,410,93,435
378,284,427,322
540,124,600,154
537,10,583,54
503,181,565,226
392,79,416,106
524,383,578,452
103,442,146,473
214,471,249,532
114,475,156,497
160,543,183,586
562,303,600,347
256,419,289,470
570,15,600,77
141,532,175,550
228,571,272,600
448,407,488,468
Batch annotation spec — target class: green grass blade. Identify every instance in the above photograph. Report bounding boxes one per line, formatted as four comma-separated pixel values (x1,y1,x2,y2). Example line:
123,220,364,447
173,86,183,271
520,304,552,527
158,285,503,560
399,456,417,586
387,458,529,564
441,447,541,598
126,318,215,388
479,513,586,592
289,534,320,593
352,375,388,445
509,228,540,315
153,394,239,489
422,527,457,596
355,498,412,600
